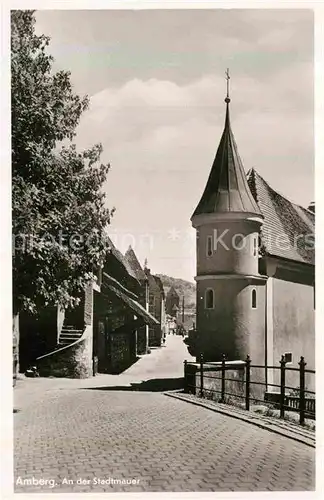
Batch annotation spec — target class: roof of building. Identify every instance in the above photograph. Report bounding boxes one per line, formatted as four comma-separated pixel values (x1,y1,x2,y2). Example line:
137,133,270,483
102,272,158,326
166,285,180,298
124,246,147,282
105,238,139,282
247,169,314,265
192,99,262,218
145,269,159,291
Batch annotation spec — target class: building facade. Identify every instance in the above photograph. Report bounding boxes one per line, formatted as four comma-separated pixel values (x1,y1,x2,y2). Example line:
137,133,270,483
189,88,315,392
124,246,149,355
21,238,158,378
144,267,166,347
165,286,180,317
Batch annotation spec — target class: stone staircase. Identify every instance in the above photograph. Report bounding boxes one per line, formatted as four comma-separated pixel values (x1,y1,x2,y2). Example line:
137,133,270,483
58,325,83,347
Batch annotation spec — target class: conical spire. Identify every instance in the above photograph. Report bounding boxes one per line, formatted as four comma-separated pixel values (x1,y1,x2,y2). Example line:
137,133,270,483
192,70,262,218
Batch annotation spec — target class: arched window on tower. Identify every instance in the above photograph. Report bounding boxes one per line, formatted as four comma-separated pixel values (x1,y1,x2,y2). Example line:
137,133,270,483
205,288,214,309
252,289,257,309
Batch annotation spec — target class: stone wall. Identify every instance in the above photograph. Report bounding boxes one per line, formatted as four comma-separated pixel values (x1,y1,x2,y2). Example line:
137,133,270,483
37,326,93,378
194,365,264,404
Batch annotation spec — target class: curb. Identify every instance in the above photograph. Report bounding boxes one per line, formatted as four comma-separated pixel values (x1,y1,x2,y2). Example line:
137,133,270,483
165,392,315,449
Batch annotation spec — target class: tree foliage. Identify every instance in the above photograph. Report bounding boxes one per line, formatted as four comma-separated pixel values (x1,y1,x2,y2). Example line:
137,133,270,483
12,10,113,313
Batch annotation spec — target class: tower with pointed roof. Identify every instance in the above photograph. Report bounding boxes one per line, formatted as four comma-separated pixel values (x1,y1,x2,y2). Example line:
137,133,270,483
191,71,266,361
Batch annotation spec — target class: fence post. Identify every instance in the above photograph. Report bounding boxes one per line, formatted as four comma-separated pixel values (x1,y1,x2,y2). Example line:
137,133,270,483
220,354,226,403
200,353,204,398
299,356,306,425
280,355,286,419
184,360,188,393
245,355,251,411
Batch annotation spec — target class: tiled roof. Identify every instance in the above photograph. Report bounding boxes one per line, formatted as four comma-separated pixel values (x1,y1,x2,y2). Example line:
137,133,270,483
124,246,147,282
192,102,261,217
106,237,139,282
145,270,159,291
102,272,158,326
247,169,314,265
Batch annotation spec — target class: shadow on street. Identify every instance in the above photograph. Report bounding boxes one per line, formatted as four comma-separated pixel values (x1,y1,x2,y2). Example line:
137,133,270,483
82,377,184,392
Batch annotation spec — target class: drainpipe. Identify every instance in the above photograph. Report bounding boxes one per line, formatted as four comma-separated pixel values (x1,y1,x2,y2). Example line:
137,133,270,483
265,280,268,392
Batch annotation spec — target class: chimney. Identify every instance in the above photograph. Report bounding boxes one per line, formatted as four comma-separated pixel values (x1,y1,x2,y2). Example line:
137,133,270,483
308,202,315,214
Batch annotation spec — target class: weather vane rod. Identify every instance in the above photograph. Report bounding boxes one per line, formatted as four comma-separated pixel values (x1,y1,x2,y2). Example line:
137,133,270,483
225,68,231,103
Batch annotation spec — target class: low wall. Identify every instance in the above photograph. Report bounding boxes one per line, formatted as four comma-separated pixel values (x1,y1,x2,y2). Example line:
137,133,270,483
194,364,265,404
36,326,93,378
195,368,244,404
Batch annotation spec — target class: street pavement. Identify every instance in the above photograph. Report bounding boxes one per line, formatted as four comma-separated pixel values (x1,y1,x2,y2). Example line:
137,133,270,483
14,335,315,493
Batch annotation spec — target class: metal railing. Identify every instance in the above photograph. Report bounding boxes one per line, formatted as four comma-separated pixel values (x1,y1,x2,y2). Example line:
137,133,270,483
183,354,315,425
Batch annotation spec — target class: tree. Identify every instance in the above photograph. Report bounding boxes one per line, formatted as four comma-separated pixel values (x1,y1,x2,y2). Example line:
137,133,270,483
11,11,113,369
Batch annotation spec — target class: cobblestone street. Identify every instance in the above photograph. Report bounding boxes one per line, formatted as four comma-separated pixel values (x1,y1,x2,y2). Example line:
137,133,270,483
14,336,315,493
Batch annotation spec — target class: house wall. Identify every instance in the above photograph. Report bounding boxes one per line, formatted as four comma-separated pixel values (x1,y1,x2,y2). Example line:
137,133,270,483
110,330,133,373
272,272,315,392
136,281,149,354
93,289,138,373
137,326,148,355
147,274,163,347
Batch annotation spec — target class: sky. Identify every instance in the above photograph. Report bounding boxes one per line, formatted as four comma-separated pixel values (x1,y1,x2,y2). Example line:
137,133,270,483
34,8,314,282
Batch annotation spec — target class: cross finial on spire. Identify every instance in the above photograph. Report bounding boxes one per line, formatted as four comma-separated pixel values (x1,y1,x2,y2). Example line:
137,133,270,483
225,68,231,103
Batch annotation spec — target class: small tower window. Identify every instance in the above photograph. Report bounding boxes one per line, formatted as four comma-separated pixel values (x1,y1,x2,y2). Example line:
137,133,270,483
252,289,257,309
205,288,214,309
206,235,213,257
253,236,258,257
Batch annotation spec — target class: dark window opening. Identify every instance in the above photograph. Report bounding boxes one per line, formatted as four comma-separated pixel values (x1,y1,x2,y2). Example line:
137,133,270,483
205,289,214,309
253,236,258,257
207,236,213,257
252,289,257,309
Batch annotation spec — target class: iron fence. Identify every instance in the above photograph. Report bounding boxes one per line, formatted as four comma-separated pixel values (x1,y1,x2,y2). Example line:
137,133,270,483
183,354,315,425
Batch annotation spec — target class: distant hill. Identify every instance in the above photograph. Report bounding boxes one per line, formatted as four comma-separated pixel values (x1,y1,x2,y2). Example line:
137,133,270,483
156,274,196,310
